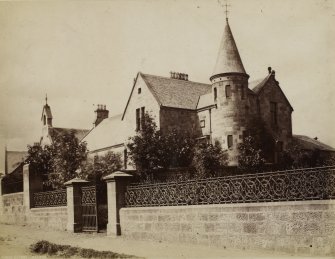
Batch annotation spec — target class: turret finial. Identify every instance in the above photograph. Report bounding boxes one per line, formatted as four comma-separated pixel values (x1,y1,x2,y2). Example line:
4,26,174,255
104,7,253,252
45,94,48,105
218,0,230,21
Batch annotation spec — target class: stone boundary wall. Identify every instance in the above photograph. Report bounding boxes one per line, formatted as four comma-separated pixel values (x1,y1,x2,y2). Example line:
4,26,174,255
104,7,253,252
0,192,26,225
120,200,335,256
28,207,67,231
0,192,67,231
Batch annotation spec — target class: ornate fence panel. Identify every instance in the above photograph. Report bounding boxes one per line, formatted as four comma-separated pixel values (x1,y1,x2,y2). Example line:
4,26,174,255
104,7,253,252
125,166,335,207
81,185,98,232
33,189,67,208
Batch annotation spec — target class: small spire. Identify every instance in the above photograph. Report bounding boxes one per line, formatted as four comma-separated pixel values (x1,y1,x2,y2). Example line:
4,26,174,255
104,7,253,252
45,94,48,105
211,18,246,79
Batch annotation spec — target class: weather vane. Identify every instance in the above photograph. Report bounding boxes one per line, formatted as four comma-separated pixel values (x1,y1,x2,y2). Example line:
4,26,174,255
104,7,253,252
218,0,231,21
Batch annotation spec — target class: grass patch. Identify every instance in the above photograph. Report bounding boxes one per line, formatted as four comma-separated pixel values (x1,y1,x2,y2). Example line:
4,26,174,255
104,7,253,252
30,240,138,258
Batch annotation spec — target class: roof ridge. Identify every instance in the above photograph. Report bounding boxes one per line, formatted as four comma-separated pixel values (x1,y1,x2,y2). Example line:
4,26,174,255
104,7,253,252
52,126,90,131
141,73,210,86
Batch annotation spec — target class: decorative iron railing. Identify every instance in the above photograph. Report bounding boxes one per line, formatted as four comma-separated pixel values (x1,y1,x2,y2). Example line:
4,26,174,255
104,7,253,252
125,166,335,207
32,189,67,208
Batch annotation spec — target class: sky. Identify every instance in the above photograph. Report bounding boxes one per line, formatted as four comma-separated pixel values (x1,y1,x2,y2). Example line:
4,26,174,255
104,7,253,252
0,0,334,173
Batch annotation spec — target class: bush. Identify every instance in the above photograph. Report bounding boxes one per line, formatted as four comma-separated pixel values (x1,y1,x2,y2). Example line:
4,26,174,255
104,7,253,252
192,141,228,179
30,240,136,258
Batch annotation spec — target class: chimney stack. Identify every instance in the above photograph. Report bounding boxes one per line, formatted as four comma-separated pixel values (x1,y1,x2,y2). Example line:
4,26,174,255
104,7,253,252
94,104,109,127
170,71,189,81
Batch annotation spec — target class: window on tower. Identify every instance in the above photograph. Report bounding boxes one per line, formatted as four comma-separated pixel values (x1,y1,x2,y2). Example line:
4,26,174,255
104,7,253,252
225,85,231,98
241,85,245,99
227,135,233,148
214,87,217,101
43,115,46,125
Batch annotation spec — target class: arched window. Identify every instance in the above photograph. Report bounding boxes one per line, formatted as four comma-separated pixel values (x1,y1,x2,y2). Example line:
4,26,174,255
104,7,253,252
214,87,217,101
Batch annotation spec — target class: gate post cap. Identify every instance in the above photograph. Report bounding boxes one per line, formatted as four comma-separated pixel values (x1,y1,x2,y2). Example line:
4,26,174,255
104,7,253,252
64,177,89,186
103,171,133,181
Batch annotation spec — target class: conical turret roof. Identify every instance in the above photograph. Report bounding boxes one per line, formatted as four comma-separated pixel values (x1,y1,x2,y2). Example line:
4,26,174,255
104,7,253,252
212,20,246,78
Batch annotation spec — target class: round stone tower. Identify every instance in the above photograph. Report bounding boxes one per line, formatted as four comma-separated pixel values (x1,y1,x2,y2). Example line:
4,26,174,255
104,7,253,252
210,19,250,166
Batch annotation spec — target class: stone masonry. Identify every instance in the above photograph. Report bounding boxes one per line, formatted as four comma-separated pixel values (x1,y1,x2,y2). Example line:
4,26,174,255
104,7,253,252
120,200,335,256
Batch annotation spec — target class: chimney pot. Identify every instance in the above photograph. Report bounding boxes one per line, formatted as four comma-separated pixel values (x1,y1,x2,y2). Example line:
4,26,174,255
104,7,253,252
268,67,272,74
185,74,188,81
94,104,109,127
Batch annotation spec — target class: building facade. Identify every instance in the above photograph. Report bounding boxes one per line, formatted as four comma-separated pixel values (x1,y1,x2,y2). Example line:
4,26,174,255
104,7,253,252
82,18,295,166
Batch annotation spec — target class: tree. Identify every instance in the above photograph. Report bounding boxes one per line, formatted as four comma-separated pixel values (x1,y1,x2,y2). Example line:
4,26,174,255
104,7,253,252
192,141,228,179
127,113,196,179
237,118,275,172
238,135,266,172
47,130,88,189
26,143,53,175
79,151,123,183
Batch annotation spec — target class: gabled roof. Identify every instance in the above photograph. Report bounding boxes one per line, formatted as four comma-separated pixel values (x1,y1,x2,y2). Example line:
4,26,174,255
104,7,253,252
82,114,128,152
249,74,271,94
293,135,335,152
250,73,293,111
197,93,215,110
141,73,211,110
5,150,27,174
41,104,53,120
212,20,246,77
49,127,90,142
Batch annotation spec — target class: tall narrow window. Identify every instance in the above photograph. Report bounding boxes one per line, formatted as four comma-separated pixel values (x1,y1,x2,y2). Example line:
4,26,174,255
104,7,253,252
136,108,140,131
270,102,278,125
43,115,46,125
241,85,245,99
123,149,128,169
214,87,217,101
225,85,231,98
141,107,145,129
227,135,233,148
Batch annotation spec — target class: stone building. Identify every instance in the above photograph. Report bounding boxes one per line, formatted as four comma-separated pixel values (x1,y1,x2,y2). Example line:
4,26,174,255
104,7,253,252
82,18,294,166
40,97,89,146
81,18,335,167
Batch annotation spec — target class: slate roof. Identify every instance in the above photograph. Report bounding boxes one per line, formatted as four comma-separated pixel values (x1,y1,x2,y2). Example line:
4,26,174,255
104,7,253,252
82,114,129,152
293,135,335,152
249,75,271,94
141,73,211,110
5,151,27,174
212,20,246,77
197,93,215,110
49,127,90,142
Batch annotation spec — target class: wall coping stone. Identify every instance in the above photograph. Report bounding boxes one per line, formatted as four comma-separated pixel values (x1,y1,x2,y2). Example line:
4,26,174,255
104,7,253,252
30,206,67,212
103,171,133,181
2,192,24,197
122,200,335,211
64,178,88,186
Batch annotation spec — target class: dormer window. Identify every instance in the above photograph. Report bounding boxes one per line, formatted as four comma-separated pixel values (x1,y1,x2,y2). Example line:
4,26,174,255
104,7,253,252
138,88,141,94
225,85,231,98
214,87,217,101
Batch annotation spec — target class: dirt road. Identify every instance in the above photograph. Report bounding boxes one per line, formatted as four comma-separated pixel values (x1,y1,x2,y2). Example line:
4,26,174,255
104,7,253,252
0,223,331,258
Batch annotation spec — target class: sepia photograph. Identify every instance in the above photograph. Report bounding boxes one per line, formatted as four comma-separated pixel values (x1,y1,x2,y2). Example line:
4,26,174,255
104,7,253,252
0,0,334,258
